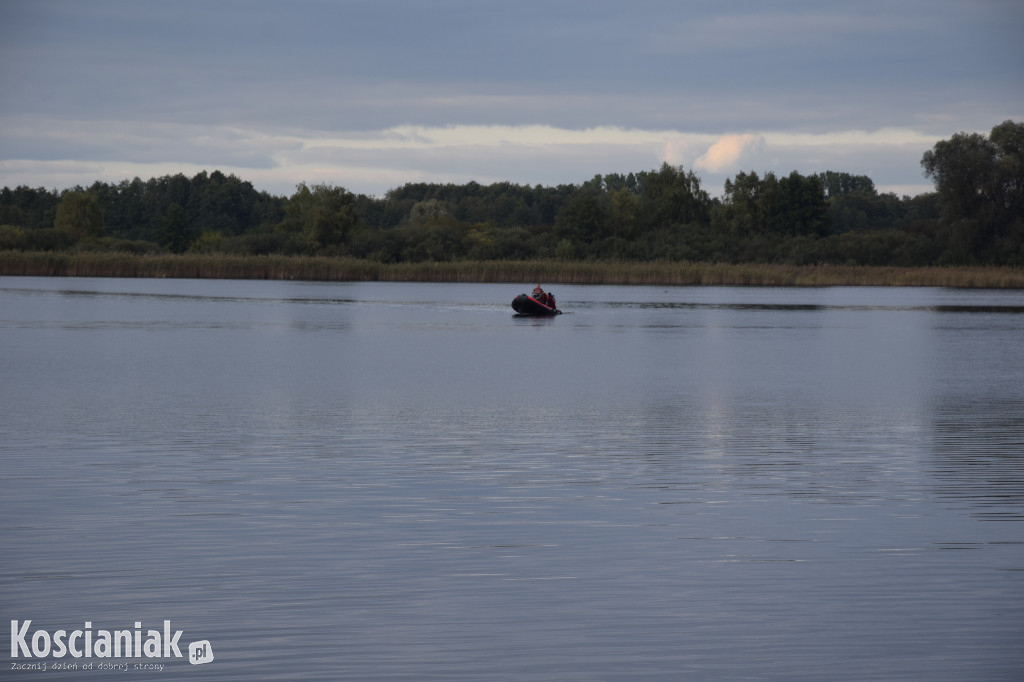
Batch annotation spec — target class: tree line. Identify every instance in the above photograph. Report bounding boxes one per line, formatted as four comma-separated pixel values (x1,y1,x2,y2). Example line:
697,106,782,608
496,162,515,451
2,121,1021,267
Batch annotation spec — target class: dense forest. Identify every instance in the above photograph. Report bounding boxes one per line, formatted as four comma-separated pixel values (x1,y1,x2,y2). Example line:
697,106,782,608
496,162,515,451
2,121,1022,267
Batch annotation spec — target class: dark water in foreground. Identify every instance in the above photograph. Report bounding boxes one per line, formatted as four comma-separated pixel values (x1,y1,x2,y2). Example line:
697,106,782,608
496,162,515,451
2,278,1023,681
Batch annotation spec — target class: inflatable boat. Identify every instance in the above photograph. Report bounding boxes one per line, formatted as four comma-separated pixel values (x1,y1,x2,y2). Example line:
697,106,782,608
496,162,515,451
511,293,561,316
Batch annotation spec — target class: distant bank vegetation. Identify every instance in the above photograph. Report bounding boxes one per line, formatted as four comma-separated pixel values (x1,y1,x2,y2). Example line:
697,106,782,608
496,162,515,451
3,252,1022,289
1,121,1022,286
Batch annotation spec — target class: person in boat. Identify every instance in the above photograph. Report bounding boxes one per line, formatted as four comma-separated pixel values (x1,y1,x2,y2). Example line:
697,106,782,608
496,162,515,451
532,284,556,309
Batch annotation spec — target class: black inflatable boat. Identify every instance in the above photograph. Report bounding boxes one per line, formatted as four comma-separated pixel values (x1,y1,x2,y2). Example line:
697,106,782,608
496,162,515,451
511,293,561,316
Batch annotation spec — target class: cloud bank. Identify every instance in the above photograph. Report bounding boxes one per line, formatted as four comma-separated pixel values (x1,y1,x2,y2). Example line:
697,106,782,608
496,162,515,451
1,1,1020,198
0,121,944,197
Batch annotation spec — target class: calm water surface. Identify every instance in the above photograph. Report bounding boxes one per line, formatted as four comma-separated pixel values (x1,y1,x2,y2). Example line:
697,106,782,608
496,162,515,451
2,277,1023,681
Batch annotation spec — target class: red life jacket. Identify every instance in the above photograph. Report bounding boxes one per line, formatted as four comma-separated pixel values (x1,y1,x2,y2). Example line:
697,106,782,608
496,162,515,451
533,290,555,308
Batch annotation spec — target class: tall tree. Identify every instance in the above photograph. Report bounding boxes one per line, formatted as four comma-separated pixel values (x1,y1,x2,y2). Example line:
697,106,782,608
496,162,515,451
815,171,876,198
636,163,710,229
922,120,1024,261
772,172,828,237
285,183,360,252
158,203,192,253
0,186,62,230
922,131,997,222
988,120,1024,221
54,191,104,238
554,188,608,245
721,171,765,235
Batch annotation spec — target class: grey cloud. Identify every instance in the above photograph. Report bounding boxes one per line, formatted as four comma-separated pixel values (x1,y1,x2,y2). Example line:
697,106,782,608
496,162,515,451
1,0,1020,196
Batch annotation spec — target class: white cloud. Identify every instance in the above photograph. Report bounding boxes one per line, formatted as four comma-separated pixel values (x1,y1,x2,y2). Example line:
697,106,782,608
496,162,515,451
0,119,947,197
693,134,765,173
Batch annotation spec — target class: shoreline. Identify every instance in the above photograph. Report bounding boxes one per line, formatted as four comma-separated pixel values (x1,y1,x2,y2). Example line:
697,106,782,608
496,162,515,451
1,251,1023,288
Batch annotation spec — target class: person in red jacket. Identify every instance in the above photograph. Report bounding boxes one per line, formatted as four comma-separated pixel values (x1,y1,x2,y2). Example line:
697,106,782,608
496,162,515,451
532,284,556,309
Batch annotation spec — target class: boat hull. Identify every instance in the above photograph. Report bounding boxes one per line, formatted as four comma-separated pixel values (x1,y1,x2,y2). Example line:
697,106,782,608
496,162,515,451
512,293,560,315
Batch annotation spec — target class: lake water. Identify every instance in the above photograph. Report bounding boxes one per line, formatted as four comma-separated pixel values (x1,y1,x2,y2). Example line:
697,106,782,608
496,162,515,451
2,277,1023,681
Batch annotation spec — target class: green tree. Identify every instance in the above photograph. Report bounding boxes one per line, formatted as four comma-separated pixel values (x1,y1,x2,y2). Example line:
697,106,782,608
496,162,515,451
406,198,449,225
988,120,1024,222
554,188,608,246
813,171,915,233
284,182,360,253
922,131,997,223
636,163,710,229
770,171,828,237
0,185,61,230
158,203,193,253
720,171,766,235
608,186,640,240
922,120,1024,261
0,224,27,249
54,191,104,238
815,171,875,198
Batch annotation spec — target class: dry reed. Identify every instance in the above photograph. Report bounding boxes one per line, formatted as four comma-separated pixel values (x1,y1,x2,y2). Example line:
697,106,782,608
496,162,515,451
1,251,1022,288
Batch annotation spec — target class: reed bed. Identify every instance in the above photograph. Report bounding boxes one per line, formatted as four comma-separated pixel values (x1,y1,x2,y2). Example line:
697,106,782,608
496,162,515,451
1,251,1022,288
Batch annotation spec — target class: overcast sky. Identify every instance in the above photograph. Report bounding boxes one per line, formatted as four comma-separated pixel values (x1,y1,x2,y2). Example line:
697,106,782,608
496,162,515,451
2,0,1022,198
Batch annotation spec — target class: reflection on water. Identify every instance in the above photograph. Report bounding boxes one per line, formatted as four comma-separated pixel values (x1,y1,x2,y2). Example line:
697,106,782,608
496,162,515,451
1,278,1023,681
